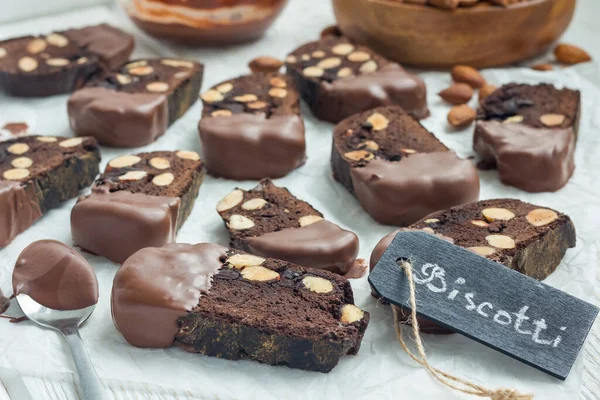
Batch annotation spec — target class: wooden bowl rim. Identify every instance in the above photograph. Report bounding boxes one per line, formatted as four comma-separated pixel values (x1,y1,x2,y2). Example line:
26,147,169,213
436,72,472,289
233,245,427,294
361,0,556,14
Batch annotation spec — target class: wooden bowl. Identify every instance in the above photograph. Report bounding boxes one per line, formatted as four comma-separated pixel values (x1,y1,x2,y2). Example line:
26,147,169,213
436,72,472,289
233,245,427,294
332,0,576,69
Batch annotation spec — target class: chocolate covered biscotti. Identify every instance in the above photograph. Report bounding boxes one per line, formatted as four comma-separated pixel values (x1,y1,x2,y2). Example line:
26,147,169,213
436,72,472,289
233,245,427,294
71,150,204,263
475,83,580,192
332,106,480,226
285,37,429,123
1,136,100,247
69,58,204,148
370,199,576,334
0,24,134,97
199,73,305,180
112,243,369,372
216,179,363,277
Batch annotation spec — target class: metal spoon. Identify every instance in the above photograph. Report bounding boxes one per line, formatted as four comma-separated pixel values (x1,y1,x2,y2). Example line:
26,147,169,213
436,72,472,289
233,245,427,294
16,293,110,400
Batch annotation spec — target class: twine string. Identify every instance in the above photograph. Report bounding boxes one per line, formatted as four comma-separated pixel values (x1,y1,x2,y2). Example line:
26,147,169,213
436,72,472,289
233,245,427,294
393,261,534,400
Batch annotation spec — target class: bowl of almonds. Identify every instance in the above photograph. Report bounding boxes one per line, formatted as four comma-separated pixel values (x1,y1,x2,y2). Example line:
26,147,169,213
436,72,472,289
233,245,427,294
332,0,576,68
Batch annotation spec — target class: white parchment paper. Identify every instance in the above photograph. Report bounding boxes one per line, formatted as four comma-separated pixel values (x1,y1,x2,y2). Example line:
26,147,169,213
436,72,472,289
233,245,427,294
0,3,598,399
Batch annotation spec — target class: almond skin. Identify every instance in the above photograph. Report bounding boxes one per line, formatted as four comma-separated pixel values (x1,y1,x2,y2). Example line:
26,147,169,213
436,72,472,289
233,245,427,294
320,25,342,38
448,104,476,128
554,44,591,65
479,84,497,103
451,65,485,88
531,63,554,71
438,83,473,105
248,56,283,73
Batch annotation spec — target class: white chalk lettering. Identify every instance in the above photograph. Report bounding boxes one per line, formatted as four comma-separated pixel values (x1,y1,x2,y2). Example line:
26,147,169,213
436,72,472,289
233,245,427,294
513,306,533,335
494,310,512,325
477,302,493,317
411,262,566,347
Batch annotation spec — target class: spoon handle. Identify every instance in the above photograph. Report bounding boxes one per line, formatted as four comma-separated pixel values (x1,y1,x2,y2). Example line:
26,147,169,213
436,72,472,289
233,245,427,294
63,329,111,400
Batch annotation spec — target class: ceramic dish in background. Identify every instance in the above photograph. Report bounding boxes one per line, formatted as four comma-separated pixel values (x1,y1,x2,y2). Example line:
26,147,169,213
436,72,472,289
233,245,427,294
119,0,288,45
333,0,576,69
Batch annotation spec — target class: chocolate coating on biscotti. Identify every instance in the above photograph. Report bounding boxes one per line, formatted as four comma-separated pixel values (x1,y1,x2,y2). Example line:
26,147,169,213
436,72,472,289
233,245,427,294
0,135,100,247
285,37,429,123
332,106,479,226
475,83,580,192
0,24,134,97
370,199,576,334
71,151,204,263
216,179,362,277
199,73,305,180
176,247,369,372
69,58,203,148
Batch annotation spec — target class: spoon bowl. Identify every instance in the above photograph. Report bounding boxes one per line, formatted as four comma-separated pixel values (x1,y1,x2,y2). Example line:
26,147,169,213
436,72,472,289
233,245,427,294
16,294,109,400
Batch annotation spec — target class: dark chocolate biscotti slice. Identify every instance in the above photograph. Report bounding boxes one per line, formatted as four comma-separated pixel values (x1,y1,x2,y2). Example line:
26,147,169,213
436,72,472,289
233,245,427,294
71,150,204,263
332,105,480,226
0,136,100,247
68,58,204,148
199,72,305,180
112,243,369,372
216,179,363,277
475,83,581,192
370,199,576,333
0,24,134,97
285,37,429,123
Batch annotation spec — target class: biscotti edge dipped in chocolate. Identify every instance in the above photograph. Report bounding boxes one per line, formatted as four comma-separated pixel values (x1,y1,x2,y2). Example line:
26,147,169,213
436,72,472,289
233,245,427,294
332,106,480,226
112,242,369,373
216,179,364,277
285,36,429,123
71,150,204,263
370,199,576,334
1,135,100,247
199,72,306,180
474,83,581,192
0,24,134,97
69,58,204,148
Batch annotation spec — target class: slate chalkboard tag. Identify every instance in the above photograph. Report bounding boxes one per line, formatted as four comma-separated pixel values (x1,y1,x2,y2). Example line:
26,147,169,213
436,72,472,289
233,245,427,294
369,231,599,381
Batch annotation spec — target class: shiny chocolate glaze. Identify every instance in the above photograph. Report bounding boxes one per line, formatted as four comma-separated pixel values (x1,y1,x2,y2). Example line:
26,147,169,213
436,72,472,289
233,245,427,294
0,181,41,247
474,120,575,192
350,153,480,226
13,240,98,310
312,64,429,123
71,188,180,264
246,220,360,276
68,87,169,148
199,114,305,180
111,243,227,348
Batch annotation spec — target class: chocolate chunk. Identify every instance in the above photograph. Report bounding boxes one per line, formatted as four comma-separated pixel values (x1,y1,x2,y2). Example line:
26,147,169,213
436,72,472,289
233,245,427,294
13,240,98,310
69,58,204,148
112,242,369,372
475,83,580,192
216,179,363,277
71,151,204,263
332,106,480,226
0,24,134,97
370,199,576,334
285,37,429,123
199,73,305,180
0,135,100,247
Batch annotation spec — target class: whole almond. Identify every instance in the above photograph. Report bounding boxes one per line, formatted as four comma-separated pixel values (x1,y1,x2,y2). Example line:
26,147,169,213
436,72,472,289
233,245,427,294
448,104,476,128
451,65,485,88
320,25,342,38
438,83,473,105
428,0,460,10
248,56,283,73
531,63,554,71
554,44,591,65
479,84,497,103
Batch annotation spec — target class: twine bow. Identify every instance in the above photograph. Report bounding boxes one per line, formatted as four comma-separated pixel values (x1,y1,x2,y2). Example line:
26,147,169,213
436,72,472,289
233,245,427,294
392,261,534,400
